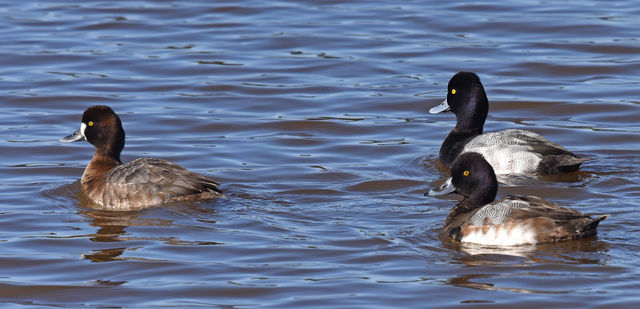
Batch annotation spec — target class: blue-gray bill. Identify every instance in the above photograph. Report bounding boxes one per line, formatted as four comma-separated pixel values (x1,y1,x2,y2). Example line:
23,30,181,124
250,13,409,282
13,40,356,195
426,177,456,196
59,129,85,143
429,98,450,114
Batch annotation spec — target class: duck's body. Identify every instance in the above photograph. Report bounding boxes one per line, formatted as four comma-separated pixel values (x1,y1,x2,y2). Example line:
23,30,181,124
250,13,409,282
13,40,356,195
61,105,222,210
454,129,586,175
82,157,221,210
433,152,605,246
431,72,586,175
445,195,606,246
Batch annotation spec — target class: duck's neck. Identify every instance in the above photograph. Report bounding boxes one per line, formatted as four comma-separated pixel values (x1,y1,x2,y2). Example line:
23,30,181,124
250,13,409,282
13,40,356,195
439,128,482,168
94,122,125,164
455,88,488,132
443,195,493,241
442,200,476,241
81,152,122,190
98,139,123,164
444,185,497,228
444,200,476,227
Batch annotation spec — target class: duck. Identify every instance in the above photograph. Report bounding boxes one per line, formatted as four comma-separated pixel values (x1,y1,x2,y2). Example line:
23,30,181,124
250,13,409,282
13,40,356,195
60,105,222,210
427,152,606,246
429,72,587,176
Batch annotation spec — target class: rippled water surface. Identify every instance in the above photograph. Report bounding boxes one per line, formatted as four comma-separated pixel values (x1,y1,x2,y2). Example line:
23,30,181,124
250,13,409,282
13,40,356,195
1,1,639,308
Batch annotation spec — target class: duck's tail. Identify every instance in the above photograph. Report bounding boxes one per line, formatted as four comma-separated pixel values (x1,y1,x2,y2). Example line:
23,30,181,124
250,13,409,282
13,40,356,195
577,215,608,238
538,155,589,174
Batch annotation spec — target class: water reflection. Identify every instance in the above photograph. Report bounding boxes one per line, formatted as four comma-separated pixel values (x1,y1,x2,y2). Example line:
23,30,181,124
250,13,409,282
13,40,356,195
79,208,146,262
441,237,610,295
443,237,609,263
76,198,223,262
447,273,569,294
83,247,126,262
5,0,639,306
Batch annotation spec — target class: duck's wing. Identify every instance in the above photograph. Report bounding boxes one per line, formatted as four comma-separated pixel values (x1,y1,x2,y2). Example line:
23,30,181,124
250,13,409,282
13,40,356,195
467,129,565,153
501,130,589,173
506,195,587,220
103,158,222,208
505,195,606,240
124,158,221,195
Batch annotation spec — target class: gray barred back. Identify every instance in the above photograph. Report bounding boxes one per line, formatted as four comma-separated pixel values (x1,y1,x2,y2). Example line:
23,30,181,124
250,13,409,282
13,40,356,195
469,199,529,226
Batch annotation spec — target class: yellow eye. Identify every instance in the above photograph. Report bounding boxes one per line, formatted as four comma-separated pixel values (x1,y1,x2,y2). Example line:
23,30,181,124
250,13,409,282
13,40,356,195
88,121,94,127
463,170,470,176
451,89,456,95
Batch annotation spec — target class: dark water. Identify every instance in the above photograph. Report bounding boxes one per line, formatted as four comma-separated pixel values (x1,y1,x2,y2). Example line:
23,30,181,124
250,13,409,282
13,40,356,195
1,0,639,307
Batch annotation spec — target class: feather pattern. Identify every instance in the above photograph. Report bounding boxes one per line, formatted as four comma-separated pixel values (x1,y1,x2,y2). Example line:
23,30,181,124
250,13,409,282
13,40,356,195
462,129,587,174
458,195,606,245
82,158,222,210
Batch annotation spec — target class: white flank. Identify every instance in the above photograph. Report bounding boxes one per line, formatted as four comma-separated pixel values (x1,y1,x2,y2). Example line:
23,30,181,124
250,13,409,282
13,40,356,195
462,129,548,175
461,224,537,246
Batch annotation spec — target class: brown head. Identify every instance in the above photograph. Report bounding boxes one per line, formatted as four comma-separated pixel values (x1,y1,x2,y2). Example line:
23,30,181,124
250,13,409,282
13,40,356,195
60,105,125,163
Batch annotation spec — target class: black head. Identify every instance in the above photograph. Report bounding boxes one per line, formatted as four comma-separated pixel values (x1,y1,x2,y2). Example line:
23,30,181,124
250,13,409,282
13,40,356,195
60,105,125,162
451,152,498,207
446,72,489,132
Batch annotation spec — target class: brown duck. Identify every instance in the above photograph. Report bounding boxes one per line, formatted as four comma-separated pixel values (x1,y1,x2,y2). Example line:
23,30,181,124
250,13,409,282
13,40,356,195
61,105,222,210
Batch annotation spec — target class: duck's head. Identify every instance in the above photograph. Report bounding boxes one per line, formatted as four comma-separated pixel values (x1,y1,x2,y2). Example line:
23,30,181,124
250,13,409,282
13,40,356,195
60,105,125,162
429,72,489,132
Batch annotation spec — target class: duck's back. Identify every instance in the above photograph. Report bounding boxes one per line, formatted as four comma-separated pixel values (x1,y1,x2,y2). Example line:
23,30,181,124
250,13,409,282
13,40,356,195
88,158,222,210
462,129,585,174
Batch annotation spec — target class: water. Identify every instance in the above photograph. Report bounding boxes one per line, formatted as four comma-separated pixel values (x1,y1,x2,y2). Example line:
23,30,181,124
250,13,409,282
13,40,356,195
1,0,639,307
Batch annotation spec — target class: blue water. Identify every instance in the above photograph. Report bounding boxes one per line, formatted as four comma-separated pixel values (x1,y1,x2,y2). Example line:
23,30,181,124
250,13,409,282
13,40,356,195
1,1,639,308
